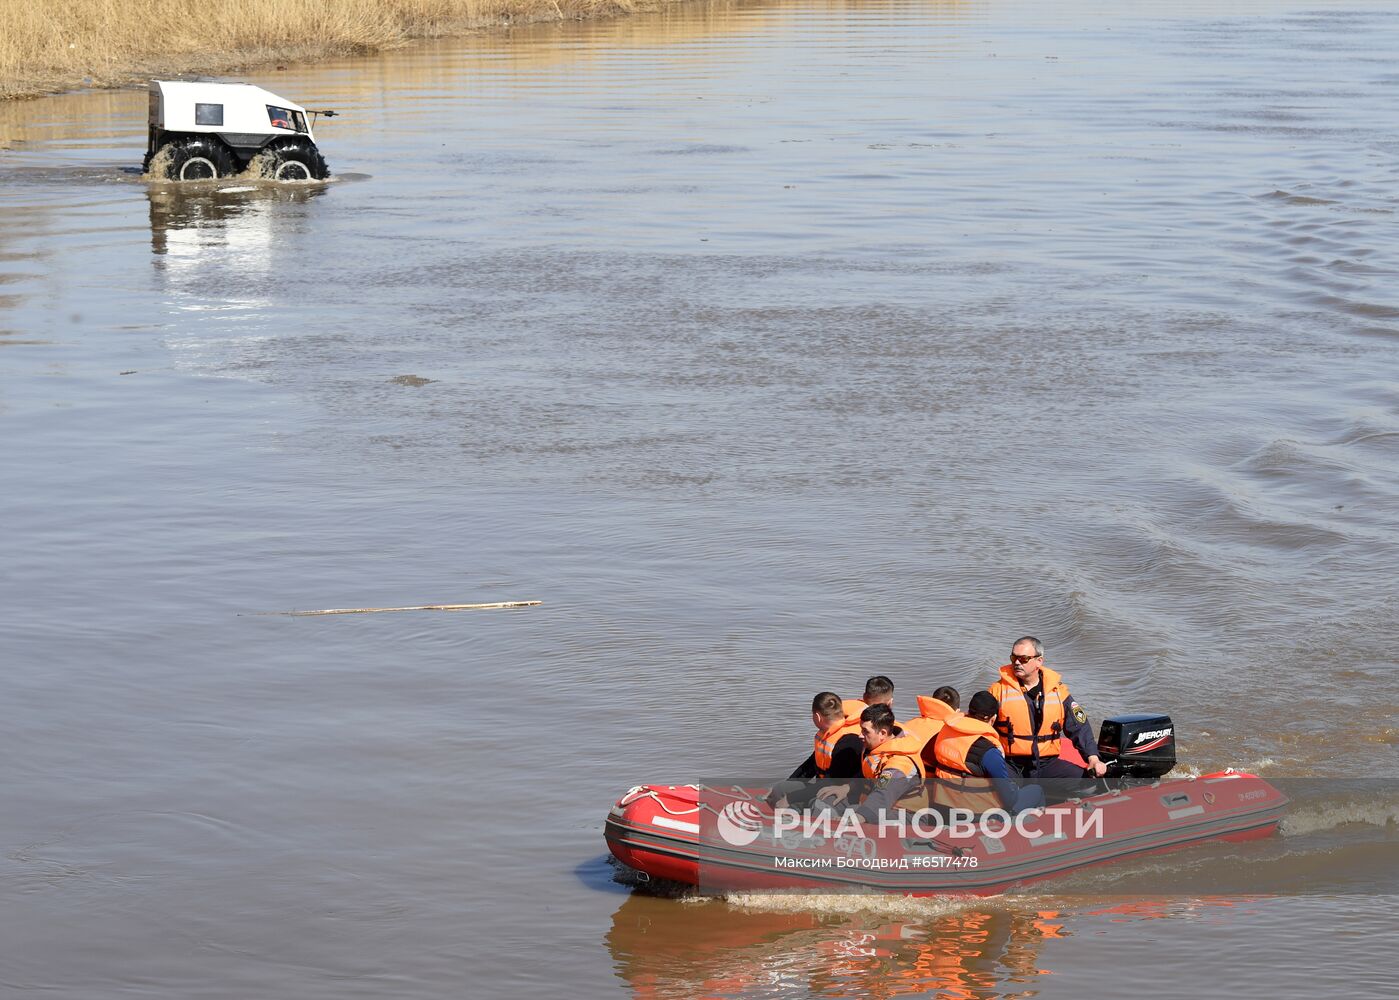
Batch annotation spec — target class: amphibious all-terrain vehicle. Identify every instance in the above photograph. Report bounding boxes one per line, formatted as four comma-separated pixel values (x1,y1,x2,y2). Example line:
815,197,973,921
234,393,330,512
143,80,335,182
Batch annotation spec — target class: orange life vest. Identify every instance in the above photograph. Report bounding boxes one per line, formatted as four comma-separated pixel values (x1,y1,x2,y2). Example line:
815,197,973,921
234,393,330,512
812,700,865,776
915,695,958,723
862,731,927,780
930,714,1003,813
904,696,958,764
898,716,943,749
861,730,928,808
988,664,1070,758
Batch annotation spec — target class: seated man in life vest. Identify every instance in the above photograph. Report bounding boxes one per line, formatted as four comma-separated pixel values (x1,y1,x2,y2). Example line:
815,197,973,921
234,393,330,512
931,691,1045,815
989,635,1108,785
848,704,928,823
767,691,866,808
916,685,960,725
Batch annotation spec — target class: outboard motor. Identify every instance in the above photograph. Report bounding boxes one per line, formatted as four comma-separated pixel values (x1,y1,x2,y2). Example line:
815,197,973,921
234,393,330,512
1097,714,1177,784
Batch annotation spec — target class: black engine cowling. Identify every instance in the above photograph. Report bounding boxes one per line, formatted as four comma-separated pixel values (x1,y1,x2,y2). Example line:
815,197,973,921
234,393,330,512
1097,713,1177,780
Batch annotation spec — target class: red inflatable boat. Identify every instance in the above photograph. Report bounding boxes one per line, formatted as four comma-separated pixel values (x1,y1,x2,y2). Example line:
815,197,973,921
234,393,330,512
605,714,1287,895
605,770,1286,895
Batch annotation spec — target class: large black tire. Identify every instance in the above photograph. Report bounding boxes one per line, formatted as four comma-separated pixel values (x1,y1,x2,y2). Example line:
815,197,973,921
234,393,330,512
157,137,237,181
257,141,330,182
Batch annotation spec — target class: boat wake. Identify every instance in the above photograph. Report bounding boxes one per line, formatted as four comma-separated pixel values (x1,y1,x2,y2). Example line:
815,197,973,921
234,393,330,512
1279,795,1399,837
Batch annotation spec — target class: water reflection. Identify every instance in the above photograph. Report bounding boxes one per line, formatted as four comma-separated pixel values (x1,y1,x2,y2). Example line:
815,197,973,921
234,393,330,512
0,86,143,149
147,181,326,262
145,181,330,374
606,894,1067,999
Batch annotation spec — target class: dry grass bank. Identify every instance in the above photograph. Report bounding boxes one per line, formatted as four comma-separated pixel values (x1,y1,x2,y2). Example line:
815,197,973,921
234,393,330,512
0,0,675,100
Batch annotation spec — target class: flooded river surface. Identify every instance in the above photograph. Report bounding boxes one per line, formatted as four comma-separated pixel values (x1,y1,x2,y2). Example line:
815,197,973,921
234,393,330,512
2,0,1397,996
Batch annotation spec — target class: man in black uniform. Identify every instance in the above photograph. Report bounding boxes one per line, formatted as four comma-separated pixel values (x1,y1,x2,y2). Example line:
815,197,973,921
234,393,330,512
988,636,1108,786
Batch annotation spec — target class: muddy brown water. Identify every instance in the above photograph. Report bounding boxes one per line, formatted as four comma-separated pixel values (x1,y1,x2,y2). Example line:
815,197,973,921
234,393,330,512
1,0,1397,996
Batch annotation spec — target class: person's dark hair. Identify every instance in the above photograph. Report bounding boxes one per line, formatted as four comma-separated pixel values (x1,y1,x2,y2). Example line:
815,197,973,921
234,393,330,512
863,675,895,700
968,690,999,721
1011,636,1044,658
860,703,897,733
931,685,960,711
812,691,844,721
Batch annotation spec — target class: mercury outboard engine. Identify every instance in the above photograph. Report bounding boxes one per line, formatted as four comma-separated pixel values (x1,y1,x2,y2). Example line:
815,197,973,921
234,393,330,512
1097,714,1177,785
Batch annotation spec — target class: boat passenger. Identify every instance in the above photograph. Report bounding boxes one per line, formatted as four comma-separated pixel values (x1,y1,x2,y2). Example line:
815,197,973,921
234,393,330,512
850,704,927,822
861,675,895,709
766,692,866,808
931,691,1045,815
767,678,897,808
900,685,959,764
989,636,1107,783
916,685,961,721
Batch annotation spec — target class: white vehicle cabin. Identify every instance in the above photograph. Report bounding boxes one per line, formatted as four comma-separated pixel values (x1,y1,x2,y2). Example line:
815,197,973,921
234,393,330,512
144,80,333,182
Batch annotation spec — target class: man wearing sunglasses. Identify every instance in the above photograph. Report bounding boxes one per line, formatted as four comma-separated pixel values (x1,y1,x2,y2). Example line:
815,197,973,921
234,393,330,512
988,636,1108,784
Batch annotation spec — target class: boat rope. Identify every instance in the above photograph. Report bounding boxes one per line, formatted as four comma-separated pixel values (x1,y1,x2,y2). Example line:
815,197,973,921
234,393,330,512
616,784,764,817
618,785,706,816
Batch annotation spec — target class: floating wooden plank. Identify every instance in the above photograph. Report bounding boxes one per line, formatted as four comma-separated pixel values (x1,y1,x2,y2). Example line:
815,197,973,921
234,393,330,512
253,600,542,617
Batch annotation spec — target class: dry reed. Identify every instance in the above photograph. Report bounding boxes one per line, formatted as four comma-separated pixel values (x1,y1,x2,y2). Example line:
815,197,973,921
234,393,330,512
0,0,669,100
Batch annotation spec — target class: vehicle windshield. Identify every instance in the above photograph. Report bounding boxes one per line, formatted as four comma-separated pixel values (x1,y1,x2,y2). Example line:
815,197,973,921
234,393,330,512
266,106,307,133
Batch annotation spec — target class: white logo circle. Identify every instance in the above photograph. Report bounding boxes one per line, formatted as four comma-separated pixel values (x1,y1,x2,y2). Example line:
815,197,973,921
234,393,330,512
716,800,766,846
